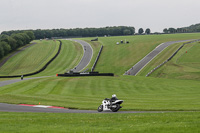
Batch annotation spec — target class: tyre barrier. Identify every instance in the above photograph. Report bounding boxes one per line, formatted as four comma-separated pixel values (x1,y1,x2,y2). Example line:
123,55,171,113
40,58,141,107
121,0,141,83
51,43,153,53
57,72,114,77
146,39,200,77
91,45,103,72
0,40,62,78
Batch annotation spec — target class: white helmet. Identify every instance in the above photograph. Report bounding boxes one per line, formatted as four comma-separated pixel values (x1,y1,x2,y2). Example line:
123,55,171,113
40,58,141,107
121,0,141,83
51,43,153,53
112,94,116,98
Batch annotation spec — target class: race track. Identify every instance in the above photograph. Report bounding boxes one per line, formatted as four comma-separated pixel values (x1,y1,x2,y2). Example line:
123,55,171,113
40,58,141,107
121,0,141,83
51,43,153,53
0,103,175,113
0,39,196,113
70,39,93,72
125,40,193,76
0,76,50,87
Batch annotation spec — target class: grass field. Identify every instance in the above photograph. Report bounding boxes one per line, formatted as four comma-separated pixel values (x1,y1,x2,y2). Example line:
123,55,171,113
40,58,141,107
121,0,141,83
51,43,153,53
1,112,200,132
31,40,83,77
0,76,200,111
81,33,200,75
0,40,59,76
1,34,200,132
145,41,200,80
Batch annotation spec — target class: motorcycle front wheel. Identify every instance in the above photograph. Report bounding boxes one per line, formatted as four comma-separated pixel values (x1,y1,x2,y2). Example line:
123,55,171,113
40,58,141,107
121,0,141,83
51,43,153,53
97,105,103,112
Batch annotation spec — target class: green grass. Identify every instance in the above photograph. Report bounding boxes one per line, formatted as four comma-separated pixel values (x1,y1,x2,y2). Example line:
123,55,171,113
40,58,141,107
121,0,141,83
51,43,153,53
0,76,200,111
1,34,200,131
81,33,200,75
177,42,200,66
0,40,59,76
31,40,83,77
147,41,200,80
0,40,83,77
0,112,200,132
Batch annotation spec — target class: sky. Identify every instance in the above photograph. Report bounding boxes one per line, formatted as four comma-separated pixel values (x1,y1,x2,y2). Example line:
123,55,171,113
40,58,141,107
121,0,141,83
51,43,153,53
0,0,200,33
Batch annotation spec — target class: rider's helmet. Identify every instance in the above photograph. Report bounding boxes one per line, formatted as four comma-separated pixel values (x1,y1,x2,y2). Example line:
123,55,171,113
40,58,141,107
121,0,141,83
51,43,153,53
112,94,116,98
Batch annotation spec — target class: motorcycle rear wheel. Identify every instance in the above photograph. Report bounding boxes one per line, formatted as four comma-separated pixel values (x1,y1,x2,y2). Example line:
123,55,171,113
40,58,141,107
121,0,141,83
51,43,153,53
111,104,120,112
97,105,103,112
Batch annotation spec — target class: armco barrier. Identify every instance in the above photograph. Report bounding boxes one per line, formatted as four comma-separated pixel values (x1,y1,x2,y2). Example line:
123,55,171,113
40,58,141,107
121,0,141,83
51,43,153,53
91,45,103,72
146,39,200,77
0,40,62,78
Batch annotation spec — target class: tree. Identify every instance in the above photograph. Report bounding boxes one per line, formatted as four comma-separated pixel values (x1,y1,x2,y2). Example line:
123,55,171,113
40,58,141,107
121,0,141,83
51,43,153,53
163,28,168,33
0,41,11,55
11,34,24,47
25,31,35,40
0,35,17,50
123,29,131,35
138,28,144,34
0,44,4,59
19,33,30,44
168,28,176,33
145,28,151,34
7,37,17,50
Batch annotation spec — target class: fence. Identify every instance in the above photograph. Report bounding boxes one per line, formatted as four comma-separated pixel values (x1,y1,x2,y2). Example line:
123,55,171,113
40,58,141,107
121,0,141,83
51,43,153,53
146,39,200,77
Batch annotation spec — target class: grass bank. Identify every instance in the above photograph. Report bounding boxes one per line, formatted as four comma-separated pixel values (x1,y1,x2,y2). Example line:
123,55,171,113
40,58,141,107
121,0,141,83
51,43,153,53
0,112,200,132
0,40,59,76
32,40,83,76
147,41,200,80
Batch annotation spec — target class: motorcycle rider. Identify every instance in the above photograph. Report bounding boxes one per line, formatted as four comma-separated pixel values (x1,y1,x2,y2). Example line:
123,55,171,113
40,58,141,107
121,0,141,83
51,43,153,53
110,94,118,103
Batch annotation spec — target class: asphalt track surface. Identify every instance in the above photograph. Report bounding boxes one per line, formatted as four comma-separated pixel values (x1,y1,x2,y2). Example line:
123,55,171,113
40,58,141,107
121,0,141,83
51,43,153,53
69,39,93,72
0,103,176,113
0,76,51,87
125,40,193,76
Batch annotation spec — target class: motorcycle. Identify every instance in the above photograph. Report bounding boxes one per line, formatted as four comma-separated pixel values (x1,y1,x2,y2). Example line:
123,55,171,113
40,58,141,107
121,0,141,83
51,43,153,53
97,98,123,112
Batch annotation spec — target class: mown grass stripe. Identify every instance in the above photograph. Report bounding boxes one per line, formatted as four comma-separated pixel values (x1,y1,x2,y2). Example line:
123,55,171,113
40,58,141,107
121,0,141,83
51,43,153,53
48,80,64,95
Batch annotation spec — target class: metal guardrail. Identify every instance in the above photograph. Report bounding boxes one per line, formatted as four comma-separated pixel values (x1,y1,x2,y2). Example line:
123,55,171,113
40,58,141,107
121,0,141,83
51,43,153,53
91,45,103,72
146,39,200,77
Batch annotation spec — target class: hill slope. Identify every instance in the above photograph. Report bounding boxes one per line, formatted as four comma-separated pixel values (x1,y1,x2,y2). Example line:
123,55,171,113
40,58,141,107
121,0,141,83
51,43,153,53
0,40,83,77
147,41,200,80
83,33,200,75
34,40,83,76
0,40,59,76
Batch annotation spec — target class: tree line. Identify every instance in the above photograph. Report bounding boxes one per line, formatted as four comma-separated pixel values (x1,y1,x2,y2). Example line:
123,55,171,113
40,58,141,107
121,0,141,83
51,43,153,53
1,26,135,39
137,28,151,34
163,23,200,34
0,31,35,59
